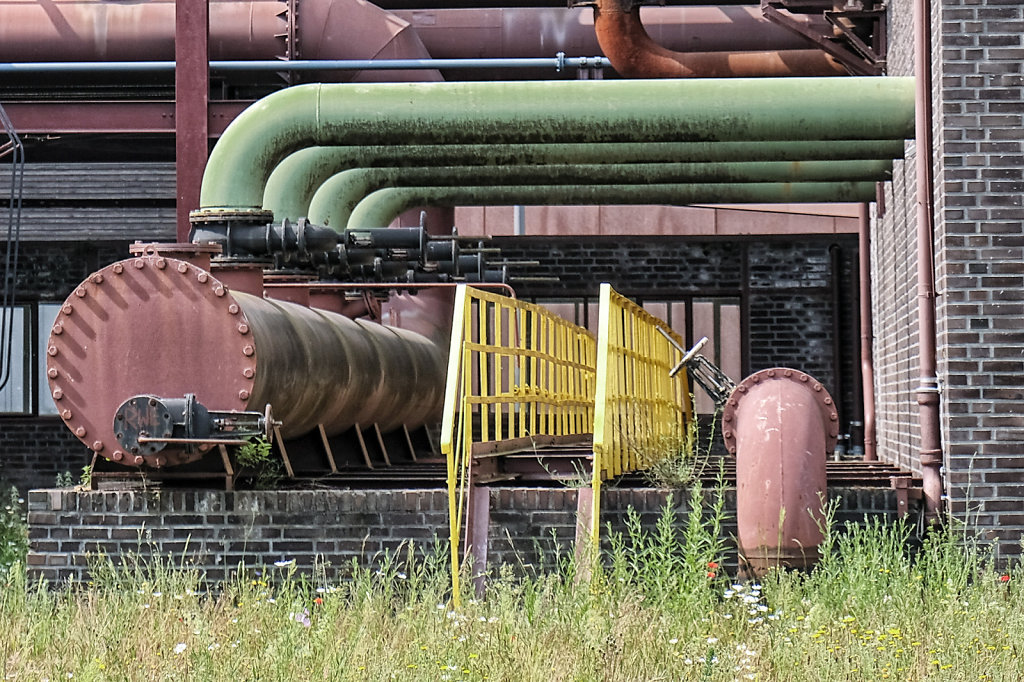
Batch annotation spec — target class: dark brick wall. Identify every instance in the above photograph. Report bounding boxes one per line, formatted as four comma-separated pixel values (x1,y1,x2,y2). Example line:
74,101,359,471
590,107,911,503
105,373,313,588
0,419,92,493
877,0,1024,559
0,242,128,494
28,486,902,584
499,235,861,435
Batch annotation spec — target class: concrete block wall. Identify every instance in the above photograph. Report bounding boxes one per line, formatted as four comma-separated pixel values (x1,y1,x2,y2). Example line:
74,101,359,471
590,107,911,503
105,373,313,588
28,486,903,584
878,0,1024,558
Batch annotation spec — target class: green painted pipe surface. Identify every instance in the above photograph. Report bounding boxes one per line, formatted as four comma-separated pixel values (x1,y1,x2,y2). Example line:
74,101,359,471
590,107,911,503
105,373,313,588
200,78,914,213
347,182,879,228
264,140,905,220
307,161,892,228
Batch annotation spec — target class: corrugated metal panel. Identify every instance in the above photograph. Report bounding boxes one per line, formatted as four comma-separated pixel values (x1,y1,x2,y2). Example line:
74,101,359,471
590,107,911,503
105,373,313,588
14,206,176,241
0,163,175,200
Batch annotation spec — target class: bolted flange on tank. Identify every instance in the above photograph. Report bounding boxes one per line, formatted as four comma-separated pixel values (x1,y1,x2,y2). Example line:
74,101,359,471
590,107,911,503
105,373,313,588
722,367,839,577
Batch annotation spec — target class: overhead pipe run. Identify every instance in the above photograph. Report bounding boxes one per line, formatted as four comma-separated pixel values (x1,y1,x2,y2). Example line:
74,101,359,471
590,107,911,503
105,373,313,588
346,182,879,229
578,0,845,78
0,0,441,83
263,140,906,221
306,161,893,228
395,6,817,58
194,78,915,220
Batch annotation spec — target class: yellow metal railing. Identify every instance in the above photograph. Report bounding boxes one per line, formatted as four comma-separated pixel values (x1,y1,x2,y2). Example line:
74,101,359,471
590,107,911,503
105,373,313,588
591,283,693,542
442,285,597,602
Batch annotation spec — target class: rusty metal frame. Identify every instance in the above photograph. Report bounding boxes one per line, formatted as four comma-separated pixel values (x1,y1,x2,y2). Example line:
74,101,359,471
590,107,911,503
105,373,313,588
760,0,886,76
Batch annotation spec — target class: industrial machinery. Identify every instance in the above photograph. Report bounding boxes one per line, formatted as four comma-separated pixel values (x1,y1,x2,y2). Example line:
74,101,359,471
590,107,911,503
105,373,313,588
44,227,517,478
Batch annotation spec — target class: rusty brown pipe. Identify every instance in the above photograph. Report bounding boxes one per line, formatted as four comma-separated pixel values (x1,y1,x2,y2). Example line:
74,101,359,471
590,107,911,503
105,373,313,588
0,0,440,82
723,368,839,575
914,0,944,522
593,0,846,78
394,7,818,58
858,203,878,462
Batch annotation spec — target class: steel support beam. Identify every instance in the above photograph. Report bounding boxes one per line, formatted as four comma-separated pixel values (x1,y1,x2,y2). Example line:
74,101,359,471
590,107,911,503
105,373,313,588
4,101,248,135
176,0,210,240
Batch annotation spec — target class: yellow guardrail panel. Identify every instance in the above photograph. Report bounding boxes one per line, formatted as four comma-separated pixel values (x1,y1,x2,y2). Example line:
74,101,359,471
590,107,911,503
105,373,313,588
443,285,596,604
592,283,693,542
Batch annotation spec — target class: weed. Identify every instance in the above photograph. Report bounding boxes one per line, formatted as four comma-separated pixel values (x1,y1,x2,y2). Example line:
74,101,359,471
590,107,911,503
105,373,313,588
234,437,282,489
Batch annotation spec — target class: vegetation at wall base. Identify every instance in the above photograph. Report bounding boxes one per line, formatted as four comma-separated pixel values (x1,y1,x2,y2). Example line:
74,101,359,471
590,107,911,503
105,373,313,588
3,497,1021,680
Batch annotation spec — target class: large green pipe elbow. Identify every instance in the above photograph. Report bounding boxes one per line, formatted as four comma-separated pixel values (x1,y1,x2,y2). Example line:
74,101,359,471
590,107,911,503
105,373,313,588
307,161,892,229
200,78,914,214
264,140,905,221
348,182,879,229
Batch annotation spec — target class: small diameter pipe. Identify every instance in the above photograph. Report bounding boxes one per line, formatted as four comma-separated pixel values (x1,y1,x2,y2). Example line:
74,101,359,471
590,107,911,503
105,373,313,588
265,140,906,221
196,78,915,213
347,182,879,228
307,161,893,228
914,0,943,521
0,55,604,74
858,203,878,462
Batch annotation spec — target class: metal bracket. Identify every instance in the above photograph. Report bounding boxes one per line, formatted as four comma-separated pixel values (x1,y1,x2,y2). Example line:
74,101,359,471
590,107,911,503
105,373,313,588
760,0,886,76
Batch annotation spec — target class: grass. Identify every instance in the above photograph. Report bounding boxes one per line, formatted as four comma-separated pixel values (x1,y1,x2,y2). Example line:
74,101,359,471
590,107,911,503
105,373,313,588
0,485,1021,681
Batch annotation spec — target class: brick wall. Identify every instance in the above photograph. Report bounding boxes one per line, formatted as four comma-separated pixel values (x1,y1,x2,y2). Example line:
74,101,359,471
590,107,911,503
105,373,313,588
28,486,902,584
500,235,861,430
877,0,1024,559
1,242,127,494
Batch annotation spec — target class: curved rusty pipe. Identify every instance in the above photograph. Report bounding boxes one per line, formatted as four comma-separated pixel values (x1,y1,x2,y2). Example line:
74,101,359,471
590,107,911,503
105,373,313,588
593,0,846,78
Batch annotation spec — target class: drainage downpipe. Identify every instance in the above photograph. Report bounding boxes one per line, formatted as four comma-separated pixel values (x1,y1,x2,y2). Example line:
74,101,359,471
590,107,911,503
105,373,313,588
306,161,893,228
346,182,879,229
592,0,845,78
914,0,943,521
859,203,878,462
264,140,906,220
195,78,915,216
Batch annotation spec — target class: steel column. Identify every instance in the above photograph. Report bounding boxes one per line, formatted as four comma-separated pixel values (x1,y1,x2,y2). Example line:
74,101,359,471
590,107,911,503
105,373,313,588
176,0,209,241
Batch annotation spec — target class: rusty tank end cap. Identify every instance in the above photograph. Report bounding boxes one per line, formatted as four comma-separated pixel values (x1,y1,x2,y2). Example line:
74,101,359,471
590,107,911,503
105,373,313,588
46,254,256,469
721,367,840,456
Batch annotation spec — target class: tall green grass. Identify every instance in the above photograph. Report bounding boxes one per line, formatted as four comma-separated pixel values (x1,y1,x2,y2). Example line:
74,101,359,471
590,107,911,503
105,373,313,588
2,486,1021,681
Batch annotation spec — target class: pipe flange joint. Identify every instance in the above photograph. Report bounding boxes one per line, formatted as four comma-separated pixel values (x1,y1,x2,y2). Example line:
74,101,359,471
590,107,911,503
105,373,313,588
722,367,840,456
189,208,274,226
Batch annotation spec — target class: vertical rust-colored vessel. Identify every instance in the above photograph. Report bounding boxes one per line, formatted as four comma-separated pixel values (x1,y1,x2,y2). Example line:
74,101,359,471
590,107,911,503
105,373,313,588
722,368,838,575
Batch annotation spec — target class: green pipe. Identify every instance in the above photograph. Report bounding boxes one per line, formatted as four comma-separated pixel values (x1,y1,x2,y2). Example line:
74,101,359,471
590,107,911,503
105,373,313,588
307,161,893,229
199,78,914,213
347,182,879,228
264,140,906,220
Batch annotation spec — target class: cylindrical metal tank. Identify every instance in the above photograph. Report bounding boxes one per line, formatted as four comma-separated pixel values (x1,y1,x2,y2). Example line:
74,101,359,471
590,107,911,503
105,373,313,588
722,368,838,575
45,244,445,468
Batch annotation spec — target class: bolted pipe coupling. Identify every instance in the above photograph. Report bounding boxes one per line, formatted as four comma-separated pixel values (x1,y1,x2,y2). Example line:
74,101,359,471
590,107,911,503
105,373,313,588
112,394,277,459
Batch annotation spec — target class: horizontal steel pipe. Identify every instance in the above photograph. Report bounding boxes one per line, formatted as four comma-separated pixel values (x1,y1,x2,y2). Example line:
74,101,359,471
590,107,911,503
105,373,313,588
0,0,440,82
394,7,815,58
197,79,915,214
45,252,445,468
307,161,893,228
264,140,905,221
347,182,879,228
